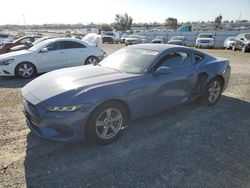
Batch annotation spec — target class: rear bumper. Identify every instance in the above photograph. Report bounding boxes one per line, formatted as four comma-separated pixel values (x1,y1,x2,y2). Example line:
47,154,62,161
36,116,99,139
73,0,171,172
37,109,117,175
222,65,231,92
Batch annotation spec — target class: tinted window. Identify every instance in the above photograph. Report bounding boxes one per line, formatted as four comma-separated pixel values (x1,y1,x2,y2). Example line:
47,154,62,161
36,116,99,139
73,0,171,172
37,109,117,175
64,41,86,49
158,52,192,70
199,34,213,38
0,34,9,38
46,41,64,51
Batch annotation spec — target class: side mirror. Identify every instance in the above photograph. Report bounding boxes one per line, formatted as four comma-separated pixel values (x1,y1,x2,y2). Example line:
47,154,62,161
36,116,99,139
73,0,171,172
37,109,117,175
154,66,173,75
40,47,48,53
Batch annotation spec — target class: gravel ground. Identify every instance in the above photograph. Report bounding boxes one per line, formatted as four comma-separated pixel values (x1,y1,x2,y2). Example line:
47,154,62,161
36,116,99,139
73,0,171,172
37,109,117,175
0,45,250,188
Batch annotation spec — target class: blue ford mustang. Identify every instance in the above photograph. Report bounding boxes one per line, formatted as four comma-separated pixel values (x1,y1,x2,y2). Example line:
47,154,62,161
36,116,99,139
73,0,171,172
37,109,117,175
22,44,231,144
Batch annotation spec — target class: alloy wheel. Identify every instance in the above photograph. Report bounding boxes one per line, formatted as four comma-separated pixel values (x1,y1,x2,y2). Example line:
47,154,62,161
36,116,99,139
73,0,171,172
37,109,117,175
95,108,123,140
18,63,34,78
208,80,221,103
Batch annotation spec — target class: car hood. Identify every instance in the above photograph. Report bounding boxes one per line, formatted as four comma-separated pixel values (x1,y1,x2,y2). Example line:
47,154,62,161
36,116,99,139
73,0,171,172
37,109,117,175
126,37,139,40
0,49,31,59
22,65,138,104
197,38,214,41
168,40,183,43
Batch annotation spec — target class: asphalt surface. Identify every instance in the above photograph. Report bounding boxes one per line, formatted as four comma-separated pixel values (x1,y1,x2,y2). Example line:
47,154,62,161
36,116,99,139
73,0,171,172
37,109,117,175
0,44,250,188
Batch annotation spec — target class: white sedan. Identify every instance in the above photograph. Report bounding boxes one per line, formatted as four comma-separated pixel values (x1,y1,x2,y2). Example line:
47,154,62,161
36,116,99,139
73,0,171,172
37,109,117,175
0,38,105,78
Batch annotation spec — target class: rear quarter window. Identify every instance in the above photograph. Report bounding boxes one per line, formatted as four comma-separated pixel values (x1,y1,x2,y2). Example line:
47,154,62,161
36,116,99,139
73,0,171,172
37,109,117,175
195,54,204,63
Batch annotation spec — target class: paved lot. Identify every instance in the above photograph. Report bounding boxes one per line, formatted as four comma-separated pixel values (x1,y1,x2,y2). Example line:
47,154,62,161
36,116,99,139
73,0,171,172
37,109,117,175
0,44,250,188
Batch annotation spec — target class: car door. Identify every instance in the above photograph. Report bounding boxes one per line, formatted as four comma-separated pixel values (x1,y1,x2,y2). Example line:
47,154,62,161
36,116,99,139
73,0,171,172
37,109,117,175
64,41,88,67
146,50,198,115
36,41,66,72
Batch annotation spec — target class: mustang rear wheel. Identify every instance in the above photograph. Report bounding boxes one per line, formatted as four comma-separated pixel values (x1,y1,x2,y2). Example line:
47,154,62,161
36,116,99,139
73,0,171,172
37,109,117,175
16,62,36,79
201,77,223,106
86,102,128,144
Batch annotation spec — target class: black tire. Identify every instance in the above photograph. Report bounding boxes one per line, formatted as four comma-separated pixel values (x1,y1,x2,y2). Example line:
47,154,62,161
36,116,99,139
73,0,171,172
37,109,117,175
15,62,36,79
86,102,128,145
200,77,223,106
85,56,98,65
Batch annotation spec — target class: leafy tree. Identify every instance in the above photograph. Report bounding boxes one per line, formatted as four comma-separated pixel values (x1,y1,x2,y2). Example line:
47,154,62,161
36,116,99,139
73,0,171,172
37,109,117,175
165,17,178,29
99,24,113,31
114,13,133,31
214,15,223,29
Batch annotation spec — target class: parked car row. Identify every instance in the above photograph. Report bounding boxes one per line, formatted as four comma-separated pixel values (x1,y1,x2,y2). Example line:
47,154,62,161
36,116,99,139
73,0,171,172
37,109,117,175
223,33,250,52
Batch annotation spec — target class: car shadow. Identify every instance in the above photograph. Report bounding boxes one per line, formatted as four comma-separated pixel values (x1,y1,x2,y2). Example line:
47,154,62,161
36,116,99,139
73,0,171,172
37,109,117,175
24,96,250,187
0,74,44,88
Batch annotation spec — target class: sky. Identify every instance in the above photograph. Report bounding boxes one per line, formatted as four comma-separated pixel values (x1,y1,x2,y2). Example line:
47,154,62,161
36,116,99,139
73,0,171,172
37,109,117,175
0,0,250,25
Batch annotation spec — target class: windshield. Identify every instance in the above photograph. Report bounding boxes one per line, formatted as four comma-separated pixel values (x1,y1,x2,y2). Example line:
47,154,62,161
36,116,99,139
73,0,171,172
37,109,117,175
171,36,184,40
104,33,114,36
99,48,158,74
228,37,236,41
29,39,51,51
128,35,139,38
199,34,213,38
32,38,46,46
245,34,250,40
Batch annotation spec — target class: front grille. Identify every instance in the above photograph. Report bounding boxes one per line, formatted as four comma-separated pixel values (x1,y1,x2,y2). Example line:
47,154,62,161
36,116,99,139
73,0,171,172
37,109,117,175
199,40,211,43
24,100,41,125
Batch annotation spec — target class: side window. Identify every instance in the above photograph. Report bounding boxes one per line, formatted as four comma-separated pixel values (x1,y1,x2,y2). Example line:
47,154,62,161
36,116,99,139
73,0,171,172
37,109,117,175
194,54,204,63
64,41,86,49
46,41,64,51
20,38,31,44
158,51,192,70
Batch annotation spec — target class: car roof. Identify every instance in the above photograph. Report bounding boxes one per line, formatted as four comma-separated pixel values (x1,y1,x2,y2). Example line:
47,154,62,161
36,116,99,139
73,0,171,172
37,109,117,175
127,44,191,52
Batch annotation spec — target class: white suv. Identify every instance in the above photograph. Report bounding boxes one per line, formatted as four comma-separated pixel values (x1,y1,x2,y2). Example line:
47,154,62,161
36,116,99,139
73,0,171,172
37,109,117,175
195,33,214,48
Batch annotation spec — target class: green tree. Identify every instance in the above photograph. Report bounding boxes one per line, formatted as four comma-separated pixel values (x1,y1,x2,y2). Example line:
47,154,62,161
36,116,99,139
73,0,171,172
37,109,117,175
114,13,133,31
99,24,113,31
214,15,223,29
165,17,178,29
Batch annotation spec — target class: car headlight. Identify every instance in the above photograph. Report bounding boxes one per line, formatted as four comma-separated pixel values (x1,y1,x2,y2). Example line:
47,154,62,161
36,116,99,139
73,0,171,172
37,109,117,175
0,59,15,66
47,104,84,112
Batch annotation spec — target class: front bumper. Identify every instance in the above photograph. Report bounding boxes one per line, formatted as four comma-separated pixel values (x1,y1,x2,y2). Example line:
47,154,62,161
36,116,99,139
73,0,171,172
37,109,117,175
0,66,15,76
196,42,214,48
125,41,138,45
23,99,93,142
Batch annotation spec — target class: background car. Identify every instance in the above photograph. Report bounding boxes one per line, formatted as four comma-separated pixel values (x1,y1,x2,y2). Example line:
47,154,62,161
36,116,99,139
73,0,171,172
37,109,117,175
22,44,231,144
168,36,186,46
0,34,13,44
195,33,214,48
10,37,55,52
120,35,128,43
125,35,142,46
0,35,42,54
223,37,236,49
102,32,120,44
232,33,250,52
151,37,166,44
0,38,105,78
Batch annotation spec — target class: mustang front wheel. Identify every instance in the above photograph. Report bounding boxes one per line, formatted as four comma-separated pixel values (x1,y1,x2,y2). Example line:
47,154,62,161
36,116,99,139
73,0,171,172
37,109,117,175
86,102,128,144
